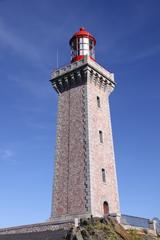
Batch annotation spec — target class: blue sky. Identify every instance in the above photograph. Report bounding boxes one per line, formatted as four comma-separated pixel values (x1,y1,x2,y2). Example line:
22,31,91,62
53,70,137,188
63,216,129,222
0,0,160,228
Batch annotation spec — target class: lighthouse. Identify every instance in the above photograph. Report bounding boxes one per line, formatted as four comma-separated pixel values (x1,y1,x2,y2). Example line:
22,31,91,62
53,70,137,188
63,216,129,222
50,27,120,220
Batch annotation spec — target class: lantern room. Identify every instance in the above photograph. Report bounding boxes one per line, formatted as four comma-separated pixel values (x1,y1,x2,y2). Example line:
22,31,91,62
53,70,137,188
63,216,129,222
69,27,96,63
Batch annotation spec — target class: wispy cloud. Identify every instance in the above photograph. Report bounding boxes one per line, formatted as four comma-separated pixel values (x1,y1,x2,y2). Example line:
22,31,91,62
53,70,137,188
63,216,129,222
0,148,13,160
0,18,54,98
98,2,158,63
26,121,49,130
129,45,160,62
0,148,18,165
7,72,52,99
0,19,44,66
113,44,160,65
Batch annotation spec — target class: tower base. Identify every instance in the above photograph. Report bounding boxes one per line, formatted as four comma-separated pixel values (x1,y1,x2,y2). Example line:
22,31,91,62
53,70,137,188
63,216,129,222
49,213,92,223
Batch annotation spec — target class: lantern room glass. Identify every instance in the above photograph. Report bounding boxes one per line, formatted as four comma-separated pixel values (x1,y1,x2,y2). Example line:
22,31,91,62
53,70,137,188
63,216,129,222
71,37,95,60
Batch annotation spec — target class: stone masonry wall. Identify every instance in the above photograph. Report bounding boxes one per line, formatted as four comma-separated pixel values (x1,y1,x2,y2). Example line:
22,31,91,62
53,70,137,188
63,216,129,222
0,221,72,235
51,90,69,217
52,83,90,218
87,78,120,216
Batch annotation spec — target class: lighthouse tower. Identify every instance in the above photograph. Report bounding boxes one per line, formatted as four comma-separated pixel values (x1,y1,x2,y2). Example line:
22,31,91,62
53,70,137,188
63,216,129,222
50,27,120,220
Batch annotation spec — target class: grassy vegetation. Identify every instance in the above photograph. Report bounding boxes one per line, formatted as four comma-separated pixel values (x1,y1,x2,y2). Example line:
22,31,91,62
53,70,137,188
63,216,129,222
127,229,143,240
81,219,121,240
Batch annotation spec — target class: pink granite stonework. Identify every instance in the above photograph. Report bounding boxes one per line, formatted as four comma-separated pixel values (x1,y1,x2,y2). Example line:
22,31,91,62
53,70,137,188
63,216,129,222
50,57,120,220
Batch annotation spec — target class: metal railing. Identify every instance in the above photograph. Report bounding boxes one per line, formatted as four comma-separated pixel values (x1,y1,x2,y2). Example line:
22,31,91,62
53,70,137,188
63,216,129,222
121,214,151,229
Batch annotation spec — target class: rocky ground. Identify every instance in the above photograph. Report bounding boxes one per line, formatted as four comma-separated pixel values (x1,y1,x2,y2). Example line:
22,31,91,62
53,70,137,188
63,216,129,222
65,217,159,240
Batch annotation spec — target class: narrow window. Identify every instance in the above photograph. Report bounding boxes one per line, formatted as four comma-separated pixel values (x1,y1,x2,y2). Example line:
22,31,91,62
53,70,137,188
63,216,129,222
102,168,106,182
103,201,109,215
97,96,100,108
99,130,103,143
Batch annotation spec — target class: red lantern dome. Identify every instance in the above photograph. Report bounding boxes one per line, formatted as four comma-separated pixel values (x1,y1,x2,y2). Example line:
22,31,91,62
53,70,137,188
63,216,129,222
69,27,96,63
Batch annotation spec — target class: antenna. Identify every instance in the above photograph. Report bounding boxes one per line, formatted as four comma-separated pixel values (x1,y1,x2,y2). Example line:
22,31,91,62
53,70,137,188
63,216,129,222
56,48,59,69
